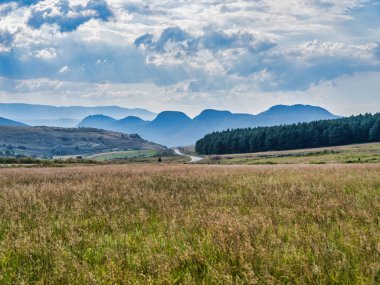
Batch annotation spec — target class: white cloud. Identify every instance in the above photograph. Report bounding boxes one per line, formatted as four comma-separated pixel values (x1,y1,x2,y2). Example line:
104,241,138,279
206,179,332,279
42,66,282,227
0,0,379,115
293,40,376,59
59,65,69,73
34,47,57,59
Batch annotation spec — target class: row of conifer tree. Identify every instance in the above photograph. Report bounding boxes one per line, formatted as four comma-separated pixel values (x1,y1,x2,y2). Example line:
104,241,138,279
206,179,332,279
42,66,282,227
195,113,380,155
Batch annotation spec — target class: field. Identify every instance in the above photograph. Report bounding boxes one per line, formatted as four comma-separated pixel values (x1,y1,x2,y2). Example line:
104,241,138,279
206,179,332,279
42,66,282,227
0,164,379,284
200,143,380,165
87,150,159,161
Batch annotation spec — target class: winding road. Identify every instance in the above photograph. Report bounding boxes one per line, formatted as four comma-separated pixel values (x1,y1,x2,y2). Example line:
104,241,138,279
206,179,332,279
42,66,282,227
173,149,204,163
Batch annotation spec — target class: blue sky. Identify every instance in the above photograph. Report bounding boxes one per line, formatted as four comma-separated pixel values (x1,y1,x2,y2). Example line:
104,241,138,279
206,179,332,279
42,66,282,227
0,0,379,116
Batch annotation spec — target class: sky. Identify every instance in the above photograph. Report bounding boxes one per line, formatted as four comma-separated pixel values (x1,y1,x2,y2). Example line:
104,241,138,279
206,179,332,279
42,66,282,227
0,0,379,116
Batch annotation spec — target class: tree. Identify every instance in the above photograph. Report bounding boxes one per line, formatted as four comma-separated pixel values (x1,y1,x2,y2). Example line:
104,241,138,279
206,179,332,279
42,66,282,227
369,120,380,141
328,124,351,146
195,113,380,155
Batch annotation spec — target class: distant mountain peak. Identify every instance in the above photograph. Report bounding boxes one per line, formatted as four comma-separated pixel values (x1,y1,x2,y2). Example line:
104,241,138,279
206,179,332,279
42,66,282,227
200,109,231,114
119,116,145,124
260,104,337,117
268,104,325,110
84,114,114,119
78,114,117,128
80,114,116,122
153,111,191,122
156,110,190,117
196,109,232,116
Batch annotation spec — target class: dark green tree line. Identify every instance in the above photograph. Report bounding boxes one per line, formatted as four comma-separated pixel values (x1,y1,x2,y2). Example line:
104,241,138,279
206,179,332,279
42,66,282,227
195,113,380,155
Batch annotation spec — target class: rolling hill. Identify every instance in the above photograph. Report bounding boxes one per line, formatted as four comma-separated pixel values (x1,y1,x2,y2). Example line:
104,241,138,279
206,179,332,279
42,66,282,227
78,105,339,146
0,126,165,158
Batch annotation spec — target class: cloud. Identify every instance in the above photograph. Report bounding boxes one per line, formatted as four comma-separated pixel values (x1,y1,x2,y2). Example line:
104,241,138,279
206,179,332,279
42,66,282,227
34,47,57,59
124,3,166,16
0,29,15,52
135,27,276,55
1,1,42,7
0,35,192,86
0,2,18,17
211,39,379,91
135,24,378,92
265,40,380,91
202,31,253,52
374,43,380,59
135,27,195,56
0,0,379,115
27,0,113,32
59,65,69,73
134,33,154,48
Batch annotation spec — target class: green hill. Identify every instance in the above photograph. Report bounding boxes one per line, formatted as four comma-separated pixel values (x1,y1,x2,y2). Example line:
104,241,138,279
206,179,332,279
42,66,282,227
0,126,165,158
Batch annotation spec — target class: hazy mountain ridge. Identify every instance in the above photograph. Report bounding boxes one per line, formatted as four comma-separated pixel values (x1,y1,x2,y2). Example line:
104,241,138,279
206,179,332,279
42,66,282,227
0,126,165,158
256,104,339,125
0,103,157,126
79,105,339,146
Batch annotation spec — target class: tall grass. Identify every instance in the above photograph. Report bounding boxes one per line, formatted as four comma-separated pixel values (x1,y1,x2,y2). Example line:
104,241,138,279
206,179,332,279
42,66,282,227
0,164,379,284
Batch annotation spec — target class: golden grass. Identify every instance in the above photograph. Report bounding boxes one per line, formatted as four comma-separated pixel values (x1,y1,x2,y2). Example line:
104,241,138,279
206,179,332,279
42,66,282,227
201,142,380,165
0,164,379,284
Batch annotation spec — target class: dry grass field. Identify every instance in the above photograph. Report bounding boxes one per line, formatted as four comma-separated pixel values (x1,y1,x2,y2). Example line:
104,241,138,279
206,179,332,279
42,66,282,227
200,143,380,165
0,164,379,284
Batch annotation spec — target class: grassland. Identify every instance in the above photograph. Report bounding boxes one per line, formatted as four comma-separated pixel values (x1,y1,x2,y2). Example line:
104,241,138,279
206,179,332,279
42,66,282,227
54,149,188,164
200,142,380,165
87,150,159,161
0,164,379,284
1,150,188,167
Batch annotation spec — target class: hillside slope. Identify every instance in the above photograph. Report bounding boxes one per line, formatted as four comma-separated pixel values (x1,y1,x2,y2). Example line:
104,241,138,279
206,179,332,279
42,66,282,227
0,126,165,158
0,117,27,126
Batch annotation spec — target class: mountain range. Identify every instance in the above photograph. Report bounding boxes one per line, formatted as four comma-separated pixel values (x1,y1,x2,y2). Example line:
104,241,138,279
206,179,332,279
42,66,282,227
0,103,157,127
0,104,339,147
78,105,339,146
